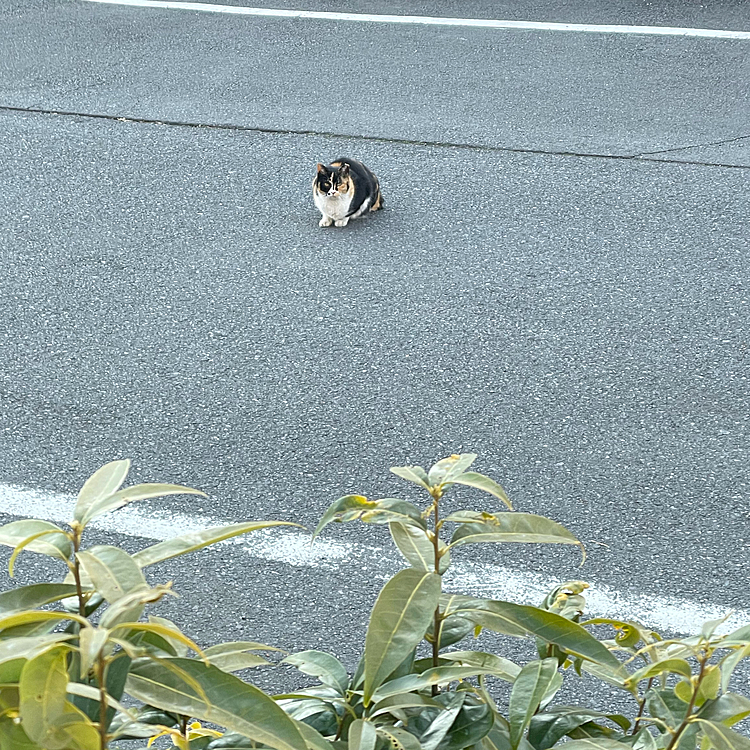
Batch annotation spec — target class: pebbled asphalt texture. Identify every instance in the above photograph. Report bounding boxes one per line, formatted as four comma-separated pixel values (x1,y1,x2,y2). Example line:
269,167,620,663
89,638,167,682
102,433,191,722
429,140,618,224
0,0,749,713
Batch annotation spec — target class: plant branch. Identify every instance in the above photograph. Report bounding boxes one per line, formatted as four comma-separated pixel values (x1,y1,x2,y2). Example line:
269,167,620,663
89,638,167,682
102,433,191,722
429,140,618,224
664,654,708,750
95,655,108,750
630,677,654,734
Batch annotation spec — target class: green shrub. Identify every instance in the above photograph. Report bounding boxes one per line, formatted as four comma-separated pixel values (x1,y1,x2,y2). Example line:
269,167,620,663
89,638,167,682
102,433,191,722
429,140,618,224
0,454,747,750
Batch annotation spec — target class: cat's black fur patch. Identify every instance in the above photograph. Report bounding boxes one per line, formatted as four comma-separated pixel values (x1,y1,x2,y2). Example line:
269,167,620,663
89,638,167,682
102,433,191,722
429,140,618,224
313,158,383,227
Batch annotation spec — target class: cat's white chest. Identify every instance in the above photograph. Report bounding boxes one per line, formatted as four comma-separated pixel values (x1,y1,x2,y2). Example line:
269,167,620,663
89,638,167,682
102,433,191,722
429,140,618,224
314,191,353,221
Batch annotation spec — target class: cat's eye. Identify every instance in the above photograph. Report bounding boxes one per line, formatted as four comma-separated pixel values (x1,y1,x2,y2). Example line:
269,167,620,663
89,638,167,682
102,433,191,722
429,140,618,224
321,181,330,190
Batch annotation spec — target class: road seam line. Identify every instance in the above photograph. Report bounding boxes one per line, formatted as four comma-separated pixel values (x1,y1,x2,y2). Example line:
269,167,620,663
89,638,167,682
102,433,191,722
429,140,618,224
2,105,748,170
0,481,747,636
79,0,750,40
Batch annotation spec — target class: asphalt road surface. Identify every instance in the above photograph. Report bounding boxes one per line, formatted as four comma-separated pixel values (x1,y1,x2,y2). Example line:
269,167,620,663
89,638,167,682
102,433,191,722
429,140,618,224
1,0,749,703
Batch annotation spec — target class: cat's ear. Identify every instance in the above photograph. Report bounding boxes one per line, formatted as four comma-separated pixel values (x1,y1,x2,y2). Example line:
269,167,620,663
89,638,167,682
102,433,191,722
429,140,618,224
316,163,329,174
339,163,350,177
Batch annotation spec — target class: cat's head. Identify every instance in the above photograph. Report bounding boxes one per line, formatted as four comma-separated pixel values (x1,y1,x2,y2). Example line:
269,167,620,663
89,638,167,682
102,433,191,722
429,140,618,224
314,162,351,197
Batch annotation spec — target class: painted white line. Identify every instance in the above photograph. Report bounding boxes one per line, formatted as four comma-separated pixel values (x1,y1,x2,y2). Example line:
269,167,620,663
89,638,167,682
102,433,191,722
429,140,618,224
80,0,750,40
1,482,748,635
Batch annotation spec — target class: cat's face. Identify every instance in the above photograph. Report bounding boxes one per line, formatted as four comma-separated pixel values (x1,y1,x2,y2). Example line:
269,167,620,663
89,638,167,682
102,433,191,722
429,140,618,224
314,163,352,197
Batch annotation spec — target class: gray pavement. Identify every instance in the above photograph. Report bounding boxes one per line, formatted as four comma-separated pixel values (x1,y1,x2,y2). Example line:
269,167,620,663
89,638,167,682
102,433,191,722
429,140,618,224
0,0,749,688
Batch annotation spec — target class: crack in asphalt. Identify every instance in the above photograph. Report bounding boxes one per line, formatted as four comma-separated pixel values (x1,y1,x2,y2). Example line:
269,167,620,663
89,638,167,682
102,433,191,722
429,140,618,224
634,133,750,158
2,104,749,170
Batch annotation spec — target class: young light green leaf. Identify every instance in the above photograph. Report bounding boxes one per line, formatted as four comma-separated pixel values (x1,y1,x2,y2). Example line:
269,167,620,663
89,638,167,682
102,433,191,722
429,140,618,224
693,719,750,750
443,594,622,671
509,659,560,748
82,482,207,525
111,621,205,660
126,657,306,750
448,514,582,560
76,545,148,603
313,496,425,541
391,465,432,491
132,521,300,568
427,454,478,487
625,658,693,687
349,719,378,750
0,520,73,565
449,472,512,509
0,633,74,668
390,522,450,573
19,647,100,750
0,583,80,614
73,459,131,523
364,569,442,705
282,651,349,694
78,626,111,677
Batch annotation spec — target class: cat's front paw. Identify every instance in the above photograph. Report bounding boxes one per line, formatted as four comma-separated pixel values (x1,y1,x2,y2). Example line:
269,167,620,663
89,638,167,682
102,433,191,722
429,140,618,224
334,217,350,227
319,216,334,227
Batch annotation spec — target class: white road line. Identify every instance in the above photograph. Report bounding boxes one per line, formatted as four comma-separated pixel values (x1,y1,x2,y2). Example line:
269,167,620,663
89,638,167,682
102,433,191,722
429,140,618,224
80,0,750,40
1,481,748,635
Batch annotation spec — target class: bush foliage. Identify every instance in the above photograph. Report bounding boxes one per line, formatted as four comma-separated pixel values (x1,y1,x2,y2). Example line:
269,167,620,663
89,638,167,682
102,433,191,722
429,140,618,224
0,454,747,750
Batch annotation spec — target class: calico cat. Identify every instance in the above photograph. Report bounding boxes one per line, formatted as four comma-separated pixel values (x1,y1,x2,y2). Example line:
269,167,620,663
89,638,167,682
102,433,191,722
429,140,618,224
312,158,384,227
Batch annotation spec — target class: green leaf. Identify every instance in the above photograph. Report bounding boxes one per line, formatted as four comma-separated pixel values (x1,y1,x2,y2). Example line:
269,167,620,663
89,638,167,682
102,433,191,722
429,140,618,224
426,614,474,649
363,569,442,705
509,659,560,748
720,625,750,647
391,465,432,491
82,482,206,525
720,646,750,693
646,688,687,731
371,693,442,718
697,694,750,727
126,657,306,750
428,454,478,487
0,609,88,632
626,658,693,687
391,522,450,573
282,651,349,694
205,641,279,673
0,520,73,565
73,459,131,523
349,719,377,750
372,665,496,702
99,584,175,629
0,716,40,750
76,545,148,603
448,515,582,558
419,693,467,750
443,595,622,671
376,725,423,750
132,521,301,568
313,496,425,541
440,696,495,750
440,651,521,683
0,583,80,614
482,722,514,750
693,719,750,750
19,647,100,750
528,708,631,750
449,472,513,509
550,741,631,750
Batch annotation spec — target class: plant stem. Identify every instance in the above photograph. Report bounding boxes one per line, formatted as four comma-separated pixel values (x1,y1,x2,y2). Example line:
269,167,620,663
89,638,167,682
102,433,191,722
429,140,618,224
70,525,87,617
431,489,442,694
664,654,708,750
630,677,654,734
95,656,108,750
